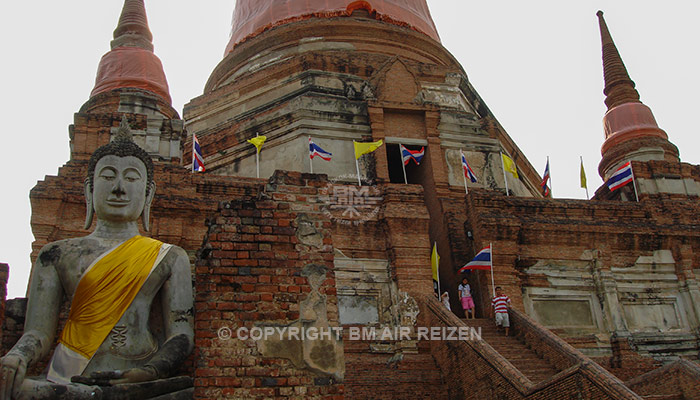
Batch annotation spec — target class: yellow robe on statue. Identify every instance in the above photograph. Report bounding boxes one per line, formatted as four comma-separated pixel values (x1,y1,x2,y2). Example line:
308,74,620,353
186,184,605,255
47,235,171,384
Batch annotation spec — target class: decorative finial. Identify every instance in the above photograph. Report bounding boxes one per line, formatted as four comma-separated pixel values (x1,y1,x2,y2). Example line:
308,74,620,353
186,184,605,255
596,10,603,17
111,0,154,51
115,116,134,142
597,10,641,110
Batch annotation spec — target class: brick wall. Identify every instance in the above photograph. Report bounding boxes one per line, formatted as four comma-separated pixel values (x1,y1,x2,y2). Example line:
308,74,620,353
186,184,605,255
625,359,700,399
462,187,700,355
595,160,700,201
0,263,7,346
193,171,343,399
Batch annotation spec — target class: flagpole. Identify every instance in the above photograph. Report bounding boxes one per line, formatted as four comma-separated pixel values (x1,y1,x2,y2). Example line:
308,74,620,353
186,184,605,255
400,144,408,184
490,242,495,297
629,160,639,202
309,136,313,174
461,150,469,195
353,141,362,186
581,156,589,200
191,136,195,173
500,151,510,196
547,156,552,197
434,241,441,295
255,132,260,179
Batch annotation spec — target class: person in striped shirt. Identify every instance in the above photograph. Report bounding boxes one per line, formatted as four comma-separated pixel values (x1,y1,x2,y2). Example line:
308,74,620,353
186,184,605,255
491,286,511,336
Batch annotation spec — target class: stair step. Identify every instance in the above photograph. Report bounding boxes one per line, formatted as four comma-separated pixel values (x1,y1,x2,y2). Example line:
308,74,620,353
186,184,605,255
462,318,561,383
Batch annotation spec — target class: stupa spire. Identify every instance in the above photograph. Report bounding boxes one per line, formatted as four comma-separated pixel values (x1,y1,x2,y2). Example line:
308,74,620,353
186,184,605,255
596,11,678,180
90,0,171,104
111,0,154,51
597,10,640,110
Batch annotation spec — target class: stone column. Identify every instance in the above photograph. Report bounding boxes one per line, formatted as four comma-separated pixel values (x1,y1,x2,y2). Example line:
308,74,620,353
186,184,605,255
586,250,629,335
368,106,388,182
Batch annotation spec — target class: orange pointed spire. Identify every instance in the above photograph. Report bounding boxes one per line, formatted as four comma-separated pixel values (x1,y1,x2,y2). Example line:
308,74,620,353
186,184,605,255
90,0,171,104
596,11,678,180
597,10,640,110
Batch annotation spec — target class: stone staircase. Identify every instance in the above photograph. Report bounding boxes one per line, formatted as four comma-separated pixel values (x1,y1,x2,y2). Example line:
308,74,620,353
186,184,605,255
424,296,648,399
343,330,449,399
464,318,560,383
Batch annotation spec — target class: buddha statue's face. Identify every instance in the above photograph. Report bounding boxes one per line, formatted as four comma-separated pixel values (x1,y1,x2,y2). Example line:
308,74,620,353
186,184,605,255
92,155,149,223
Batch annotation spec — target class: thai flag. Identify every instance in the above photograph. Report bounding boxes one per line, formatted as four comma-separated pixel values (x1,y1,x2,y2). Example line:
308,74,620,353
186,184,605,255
458,245,492,272
462,152,477,183
606,161,634,191
309,138,332,161
401,144,425,165
540,159,550,196
192,134,205,172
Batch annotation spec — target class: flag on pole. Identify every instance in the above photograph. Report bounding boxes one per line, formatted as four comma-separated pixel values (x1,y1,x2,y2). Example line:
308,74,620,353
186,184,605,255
462,152,477,183
247,135,267,153
580,156,589,199
400,144,425,165
606,161,634,191
309,138,332,161
501,154,519,179
431,242,440,294
540,159,550,197
192,134,205,173
354,139,383,159
458,245,492,272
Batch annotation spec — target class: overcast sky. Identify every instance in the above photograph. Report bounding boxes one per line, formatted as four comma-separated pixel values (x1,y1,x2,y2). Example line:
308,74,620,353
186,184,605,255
1,1,698,298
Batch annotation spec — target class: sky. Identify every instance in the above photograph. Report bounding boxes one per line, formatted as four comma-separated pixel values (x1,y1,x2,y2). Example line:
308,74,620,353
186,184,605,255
1,1,698,298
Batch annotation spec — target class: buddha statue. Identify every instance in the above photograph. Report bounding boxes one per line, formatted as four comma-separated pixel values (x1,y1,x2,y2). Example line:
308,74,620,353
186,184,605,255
0,118,194,399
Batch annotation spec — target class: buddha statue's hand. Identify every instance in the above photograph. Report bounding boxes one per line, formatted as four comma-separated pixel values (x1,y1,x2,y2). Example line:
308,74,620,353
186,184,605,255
71,366,158,386
0,353,28,400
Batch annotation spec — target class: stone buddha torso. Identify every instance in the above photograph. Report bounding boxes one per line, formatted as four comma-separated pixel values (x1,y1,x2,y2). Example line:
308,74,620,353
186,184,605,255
45,236,182,373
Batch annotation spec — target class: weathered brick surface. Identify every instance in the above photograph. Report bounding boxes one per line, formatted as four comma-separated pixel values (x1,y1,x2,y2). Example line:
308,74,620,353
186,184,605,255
596,337,661,382
194,171,343,399
0,264,8,346
596,160,700,201
0,298,24,359
344,352,449,399
625,359,700,399
462,186,700,317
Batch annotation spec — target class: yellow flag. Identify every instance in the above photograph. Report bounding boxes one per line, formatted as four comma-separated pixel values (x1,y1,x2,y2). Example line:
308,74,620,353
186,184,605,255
354,139,383,159
247,136,267,153
580,158,587,189
501,154,519,179
431,242,440,284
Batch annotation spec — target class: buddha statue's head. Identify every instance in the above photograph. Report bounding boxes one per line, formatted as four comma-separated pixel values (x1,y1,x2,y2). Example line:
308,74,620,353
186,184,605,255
85,116,155,230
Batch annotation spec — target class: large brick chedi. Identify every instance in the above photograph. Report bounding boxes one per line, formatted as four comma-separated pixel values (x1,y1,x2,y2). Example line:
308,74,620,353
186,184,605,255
5,1,700,399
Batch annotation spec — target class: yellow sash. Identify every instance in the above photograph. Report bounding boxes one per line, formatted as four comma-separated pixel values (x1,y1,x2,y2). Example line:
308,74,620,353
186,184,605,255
59,235,164,359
